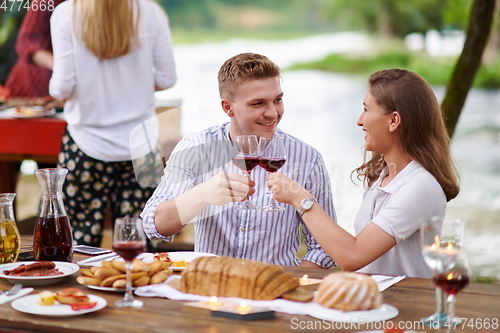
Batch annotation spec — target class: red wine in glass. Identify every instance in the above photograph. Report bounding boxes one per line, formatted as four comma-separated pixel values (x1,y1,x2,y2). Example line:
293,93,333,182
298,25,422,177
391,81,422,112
258,158,286,173
434,272,470,295
232,135,259,210
113,242,145,262
232,156,261,173
113,217,146,308
259,136,286,212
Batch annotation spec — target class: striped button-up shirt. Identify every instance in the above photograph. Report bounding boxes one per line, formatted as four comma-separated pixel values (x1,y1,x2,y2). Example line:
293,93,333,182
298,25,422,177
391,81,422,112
141,122,337,268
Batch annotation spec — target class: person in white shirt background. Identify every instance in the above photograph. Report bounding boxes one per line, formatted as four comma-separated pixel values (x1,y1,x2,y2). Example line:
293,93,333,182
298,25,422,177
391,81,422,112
49,0,176,246
267,68,460,278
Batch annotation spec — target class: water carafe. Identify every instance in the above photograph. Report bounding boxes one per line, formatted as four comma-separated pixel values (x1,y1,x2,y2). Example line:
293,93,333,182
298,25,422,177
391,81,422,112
0,193,21,264
33,168,73,262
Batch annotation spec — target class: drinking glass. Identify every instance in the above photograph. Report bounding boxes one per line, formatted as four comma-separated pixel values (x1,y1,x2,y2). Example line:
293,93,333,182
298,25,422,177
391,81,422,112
113,217,146,308
232,135,260,210
258,135,286,212
420,216,464,328
434,248,471,333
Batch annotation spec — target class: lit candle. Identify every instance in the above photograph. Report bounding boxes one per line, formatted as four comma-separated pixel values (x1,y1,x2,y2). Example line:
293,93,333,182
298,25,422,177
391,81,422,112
236,301,252,314
206,296,222,310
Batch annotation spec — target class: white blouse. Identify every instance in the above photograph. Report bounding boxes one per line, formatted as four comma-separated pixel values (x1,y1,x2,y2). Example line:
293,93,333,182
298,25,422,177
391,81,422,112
354,160,447,278
49,0,177,161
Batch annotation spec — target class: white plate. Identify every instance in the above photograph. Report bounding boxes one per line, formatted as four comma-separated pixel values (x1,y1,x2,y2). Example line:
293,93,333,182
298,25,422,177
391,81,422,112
6,106,56,118
82,284,136,293
142,251,218,271
11,294,107,317
0,261,79,286
305,302,399,323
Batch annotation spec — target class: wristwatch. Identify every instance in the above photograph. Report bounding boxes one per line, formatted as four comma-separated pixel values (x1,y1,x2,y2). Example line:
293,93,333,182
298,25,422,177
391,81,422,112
298,197,316,216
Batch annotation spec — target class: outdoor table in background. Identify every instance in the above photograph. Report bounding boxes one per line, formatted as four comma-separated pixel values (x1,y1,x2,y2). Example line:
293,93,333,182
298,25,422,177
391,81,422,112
0,114,65,194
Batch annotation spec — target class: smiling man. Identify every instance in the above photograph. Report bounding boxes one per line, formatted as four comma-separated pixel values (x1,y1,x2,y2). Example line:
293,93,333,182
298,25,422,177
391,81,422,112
141,53,337,268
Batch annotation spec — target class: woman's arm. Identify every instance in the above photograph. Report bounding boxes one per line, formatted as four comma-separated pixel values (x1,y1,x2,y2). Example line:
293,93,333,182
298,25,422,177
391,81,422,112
267,172,396,271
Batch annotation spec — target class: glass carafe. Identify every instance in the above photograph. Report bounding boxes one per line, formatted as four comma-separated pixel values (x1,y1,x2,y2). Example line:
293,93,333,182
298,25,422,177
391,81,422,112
33,168,73,262
0,193,21,264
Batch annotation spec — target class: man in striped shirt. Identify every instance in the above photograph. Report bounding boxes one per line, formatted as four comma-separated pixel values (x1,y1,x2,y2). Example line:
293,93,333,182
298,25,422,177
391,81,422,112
141,53,337,268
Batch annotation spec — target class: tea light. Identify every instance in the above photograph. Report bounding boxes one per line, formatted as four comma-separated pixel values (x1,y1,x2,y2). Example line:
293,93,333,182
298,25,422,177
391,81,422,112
299,274,322,286
236,301,252,314
211,300,275,321
181,296,224,315
206,296,222,310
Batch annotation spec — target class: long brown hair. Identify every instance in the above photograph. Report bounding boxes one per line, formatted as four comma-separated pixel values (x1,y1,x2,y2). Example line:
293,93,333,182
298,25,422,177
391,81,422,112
73,0,140,60
353,69,460,201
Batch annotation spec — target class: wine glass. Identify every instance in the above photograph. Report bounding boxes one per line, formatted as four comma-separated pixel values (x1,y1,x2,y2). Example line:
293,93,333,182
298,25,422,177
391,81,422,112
434,247,471,333
420,216,464,328
232,135,260,210
258,135,286,212
112,217,147,308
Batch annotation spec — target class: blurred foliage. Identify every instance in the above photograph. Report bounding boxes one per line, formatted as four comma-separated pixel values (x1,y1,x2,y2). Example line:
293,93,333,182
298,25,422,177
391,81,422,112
288,47,500,89
320,0,473,37
158,0,473,40
159,0,340,40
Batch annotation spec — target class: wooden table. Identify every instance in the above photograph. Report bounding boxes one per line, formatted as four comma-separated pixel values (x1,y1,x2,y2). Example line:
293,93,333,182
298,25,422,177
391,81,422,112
0,246,498,333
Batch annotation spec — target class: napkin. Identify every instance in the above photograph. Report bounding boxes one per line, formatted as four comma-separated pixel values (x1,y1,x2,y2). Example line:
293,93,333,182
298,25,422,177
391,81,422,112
370,275,406,292
0,288,33,305
135,276,309,315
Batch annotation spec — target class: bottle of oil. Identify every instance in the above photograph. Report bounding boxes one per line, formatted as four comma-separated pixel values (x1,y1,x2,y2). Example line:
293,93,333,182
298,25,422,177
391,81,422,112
0,193,21,264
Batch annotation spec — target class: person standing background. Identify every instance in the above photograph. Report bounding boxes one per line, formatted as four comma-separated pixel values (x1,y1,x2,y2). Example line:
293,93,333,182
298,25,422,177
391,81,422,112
49,0,177,246
5,0,65,98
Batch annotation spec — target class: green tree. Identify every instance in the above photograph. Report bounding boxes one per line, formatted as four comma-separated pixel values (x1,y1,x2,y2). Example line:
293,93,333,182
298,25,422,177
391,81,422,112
441,0,497,137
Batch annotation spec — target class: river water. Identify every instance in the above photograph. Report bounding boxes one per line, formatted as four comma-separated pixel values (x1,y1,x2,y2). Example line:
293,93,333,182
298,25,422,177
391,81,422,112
156,32,500,278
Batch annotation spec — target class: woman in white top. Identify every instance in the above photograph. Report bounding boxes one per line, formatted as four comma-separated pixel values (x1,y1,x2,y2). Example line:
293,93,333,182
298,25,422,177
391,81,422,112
49,0,177,246
267,69,460,278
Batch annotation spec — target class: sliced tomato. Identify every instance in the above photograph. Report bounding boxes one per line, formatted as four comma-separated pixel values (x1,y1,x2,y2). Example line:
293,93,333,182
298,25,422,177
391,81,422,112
70,302,97,311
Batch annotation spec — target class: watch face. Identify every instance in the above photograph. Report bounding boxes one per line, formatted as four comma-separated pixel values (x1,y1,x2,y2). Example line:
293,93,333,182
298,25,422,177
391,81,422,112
302,199,314,210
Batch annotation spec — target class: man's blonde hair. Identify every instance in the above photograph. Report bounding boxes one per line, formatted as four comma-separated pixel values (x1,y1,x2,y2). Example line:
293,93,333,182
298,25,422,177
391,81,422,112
217,53,281,101
73,0,140,60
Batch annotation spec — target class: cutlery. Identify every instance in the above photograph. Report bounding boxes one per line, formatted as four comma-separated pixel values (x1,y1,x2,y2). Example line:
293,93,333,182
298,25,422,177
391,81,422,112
77,252,120,266
0,283,23,296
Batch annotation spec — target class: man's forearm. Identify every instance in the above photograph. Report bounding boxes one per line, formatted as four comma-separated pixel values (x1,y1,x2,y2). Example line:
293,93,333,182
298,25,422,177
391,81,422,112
154,183,210,236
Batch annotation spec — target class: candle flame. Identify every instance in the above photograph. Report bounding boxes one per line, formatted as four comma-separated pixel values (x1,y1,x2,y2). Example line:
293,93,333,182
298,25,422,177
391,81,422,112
446,242,455,253
210,296,218,303
301,274,308,280
239,301,248,308
434,235,440,247
447,272,454,280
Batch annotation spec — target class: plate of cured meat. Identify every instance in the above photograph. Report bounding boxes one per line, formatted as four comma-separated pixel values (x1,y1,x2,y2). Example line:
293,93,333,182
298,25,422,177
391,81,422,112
0,261,79,286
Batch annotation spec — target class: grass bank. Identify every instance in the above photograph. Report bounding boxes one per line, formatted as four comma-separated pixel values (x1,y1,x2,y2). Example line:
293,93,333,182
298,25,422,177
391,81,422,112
286,40,500,89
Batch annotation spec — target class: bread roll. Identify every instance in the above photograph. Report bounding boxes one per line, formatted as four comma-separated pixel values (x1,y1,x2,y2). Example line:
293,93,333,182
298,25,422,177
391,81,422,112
180,256,299,300
314,272,383,311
